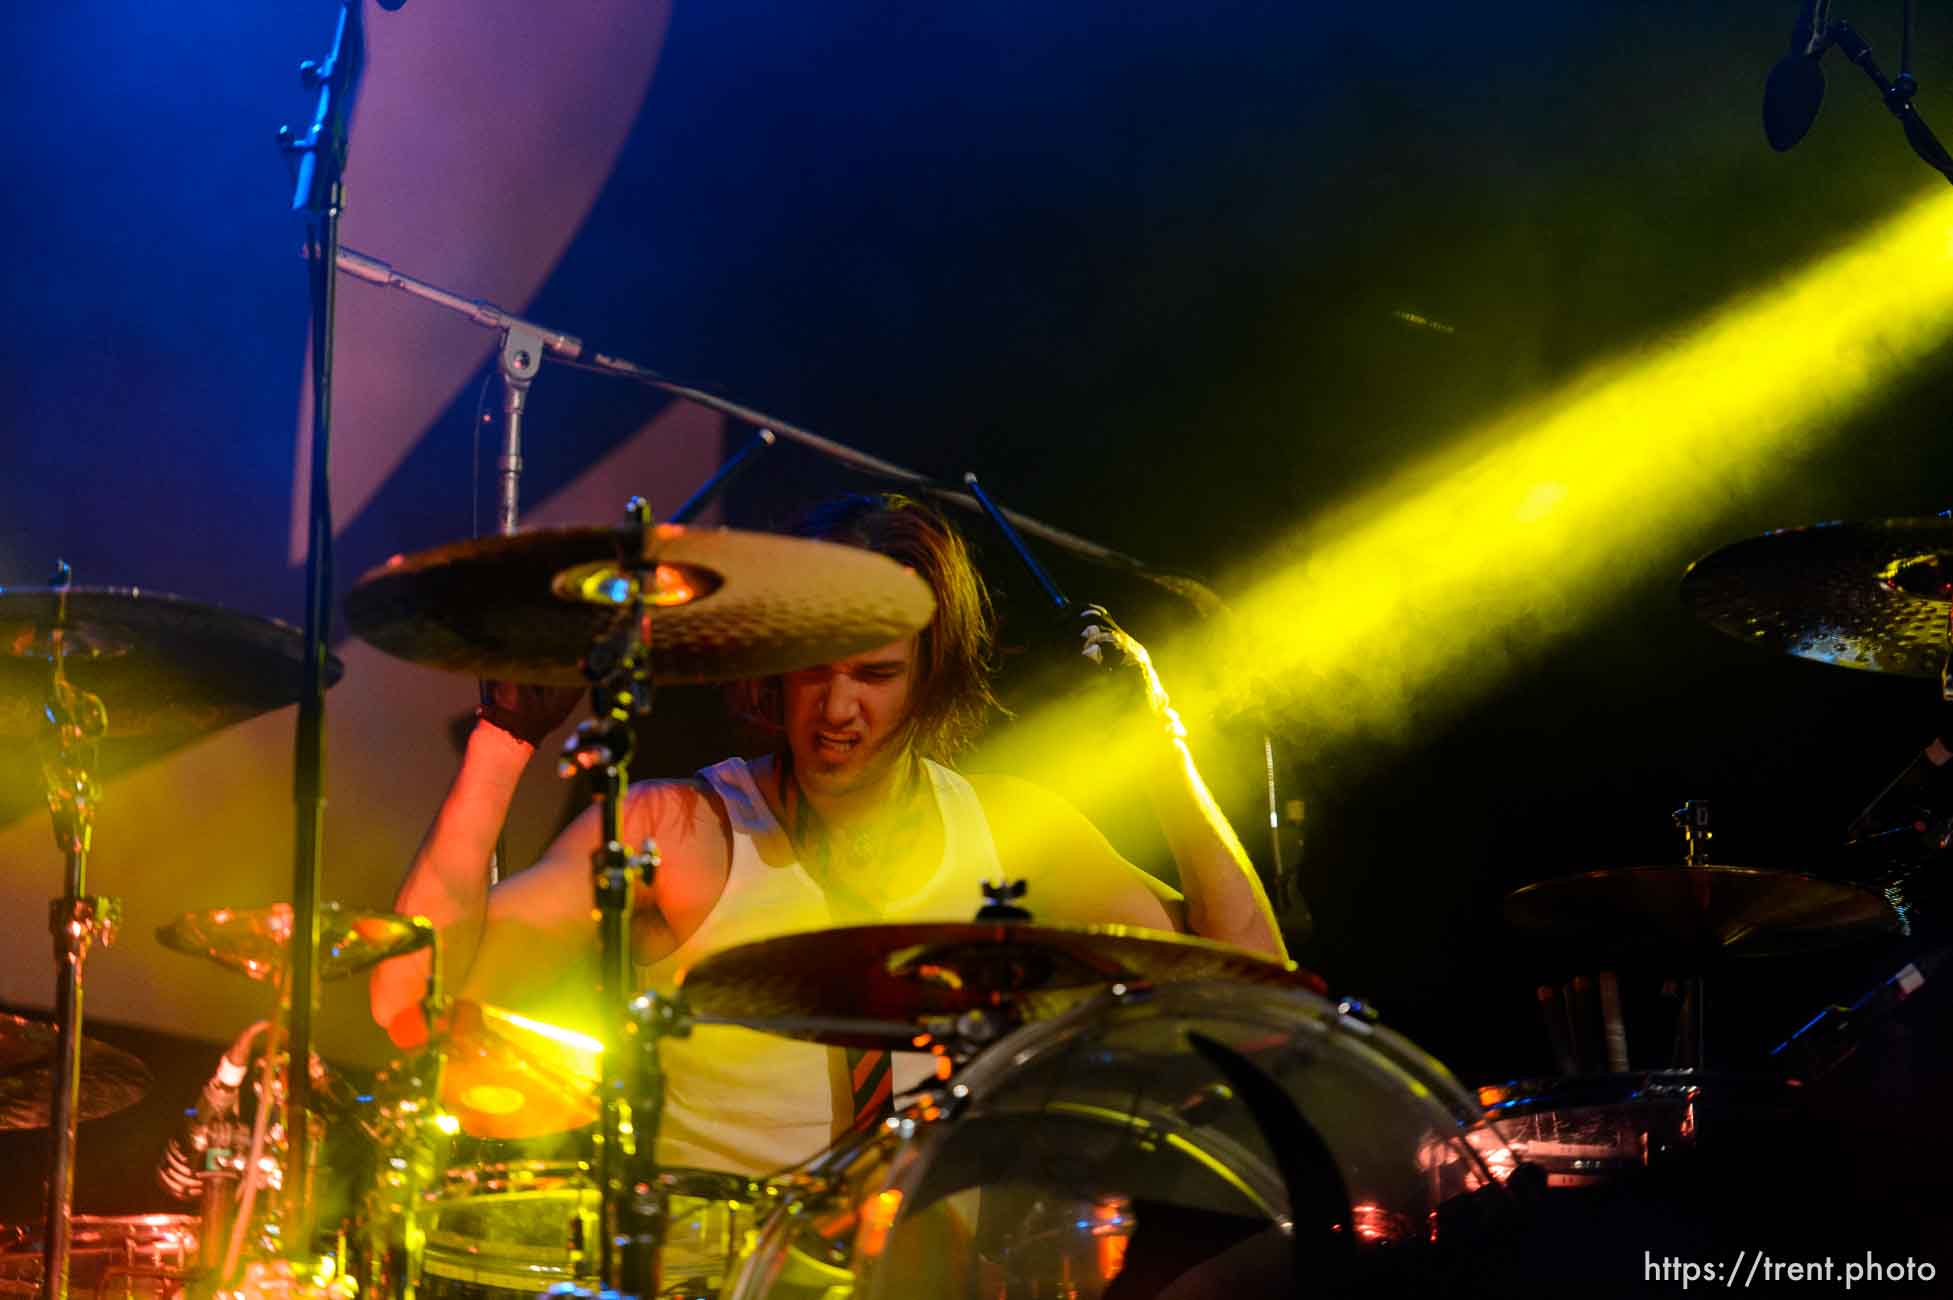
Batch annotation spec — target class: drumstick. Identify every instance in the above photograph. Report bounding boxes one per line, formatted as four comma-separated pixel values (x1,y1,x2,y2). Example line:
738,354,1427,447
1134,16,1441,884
672,429,776,525
962,472,1072,613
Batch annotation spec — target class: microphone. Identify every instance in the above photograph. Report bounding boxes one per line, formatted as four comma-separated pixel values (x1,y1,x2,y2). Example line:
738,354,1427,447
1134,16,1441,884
1764,0,1835,151
156,1022,268,1200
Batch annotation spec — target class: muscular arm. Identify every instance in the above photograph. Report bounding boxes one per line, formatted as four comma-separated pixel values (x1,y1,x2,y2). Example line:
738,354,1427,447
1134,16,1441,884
1067,608,1288,959
370,738,733,1046
369,721,538,1042
458,778,729,1018
453,800,610,1018
1139,730,1286,958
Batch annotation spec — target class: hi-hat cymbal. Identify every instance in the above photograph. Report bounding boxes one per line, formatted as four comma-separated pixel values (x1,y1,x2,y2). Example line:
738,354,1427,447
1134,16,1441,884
678,922,1321,1050
343,524,937,686
0,1012,151,1130
157,903,433,982
0,588,344,738
1681,518,1953,677
1504,865,1899,959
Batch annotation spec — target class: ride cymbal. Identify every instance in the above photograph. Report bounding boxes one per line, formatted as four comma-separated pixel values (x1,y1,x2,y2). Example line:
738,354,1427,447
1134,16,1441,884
343,524,937,686
0,1012,150,1130
157,903,433,982
1504,865,1898,959
1681,518,1953,676
678,921,1320,1050
0,588,343,738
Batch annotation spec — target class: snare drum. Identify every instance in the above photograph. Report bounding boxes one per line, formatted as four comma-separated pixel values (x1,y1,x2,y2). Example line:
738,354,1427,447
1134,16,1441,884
0,1214,198,1300
727,980,1515,1299
416,1150,771,1300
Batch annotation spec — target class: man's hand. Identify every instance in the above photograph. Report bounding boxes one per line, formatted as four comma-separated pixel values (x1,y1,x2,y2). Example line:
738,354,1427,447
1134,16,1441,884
478,680,584,748
1075,604,1181,736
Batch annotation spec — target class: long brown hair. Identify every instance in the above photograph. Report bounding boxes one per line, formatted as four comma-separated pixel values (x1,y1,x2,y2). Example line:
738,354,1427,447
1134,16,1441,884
736,493,1002,762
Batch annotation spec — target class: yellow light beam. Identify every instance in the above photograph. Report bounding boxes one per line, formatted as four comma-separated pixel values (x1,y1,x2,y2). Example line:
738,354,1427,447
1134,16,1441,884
981,187,1953,810
1205,186,1953,743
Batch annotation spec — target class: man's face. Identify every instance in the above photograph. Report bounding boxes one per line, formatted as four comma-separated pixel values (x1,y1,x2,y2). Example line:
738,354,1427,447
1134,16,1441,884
781,634,921,799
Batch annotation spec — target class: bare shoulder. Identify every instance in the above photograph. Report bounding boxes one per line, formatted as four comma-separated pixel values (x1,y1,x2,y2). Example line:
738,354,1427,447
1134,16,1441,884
618,776,735,882
624,775,733,839
619,776,735,952
962,770,1184,928
963,770,1084,826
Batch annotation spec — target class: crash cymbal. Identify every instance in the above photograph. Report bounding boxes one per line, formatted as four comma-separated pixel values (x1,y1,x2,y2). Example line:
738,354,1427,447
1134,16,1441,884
0,588,343,738
439,1001,600,1140
1504,865,1899,959
343,524,937,686
1681,518,1953,677
0,1012,150,1129
156,902,433,982
678,922,1321,1049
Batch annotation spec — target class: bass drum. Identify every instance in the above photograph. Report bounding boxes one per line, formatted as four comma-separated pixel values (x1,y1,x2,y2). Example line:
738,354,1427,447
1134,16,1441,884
727,981,1516,1299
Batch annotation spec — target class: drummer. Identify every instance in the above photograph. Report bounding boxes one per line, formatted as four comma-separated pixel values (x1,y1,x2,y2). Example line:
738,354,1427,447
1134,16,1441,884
370,492,1285,1177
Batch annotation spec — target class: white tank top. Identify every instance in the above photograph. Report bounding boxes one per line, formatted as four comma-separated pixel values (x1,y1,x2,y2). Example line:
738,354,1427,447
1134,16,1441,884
635,757,1004,1177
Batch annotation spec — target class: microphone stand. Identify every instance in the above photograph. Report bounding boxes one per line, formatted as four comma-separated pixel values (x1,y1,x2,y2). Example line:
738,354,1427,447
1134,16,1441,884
333,249,578,544
1827,5,1953,184
277,0,366,1253
329,247,1211,604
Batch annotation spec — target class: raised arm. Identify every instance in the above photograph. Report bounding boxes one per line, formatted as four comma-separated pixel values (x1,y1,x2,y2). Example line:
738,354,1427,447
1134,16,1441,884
456,776,731,1024
1076,605,1286,959
1141,724,1285,957
368,683,579,1044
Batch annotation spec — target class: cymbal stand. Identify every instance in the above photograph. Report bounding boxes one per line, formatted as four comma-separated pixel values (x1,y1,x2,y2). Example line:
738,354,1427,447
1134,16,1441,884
1673,800,1711,1069
559,497,666,1297
37,562,119,1300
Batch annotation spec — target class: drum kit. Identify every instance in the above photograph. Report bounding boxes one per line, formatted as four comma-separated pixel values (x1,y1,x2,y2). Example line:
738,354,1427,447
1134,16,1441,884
0,495,1542,1299
0,501,1945,1297
5,1,1941,1288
